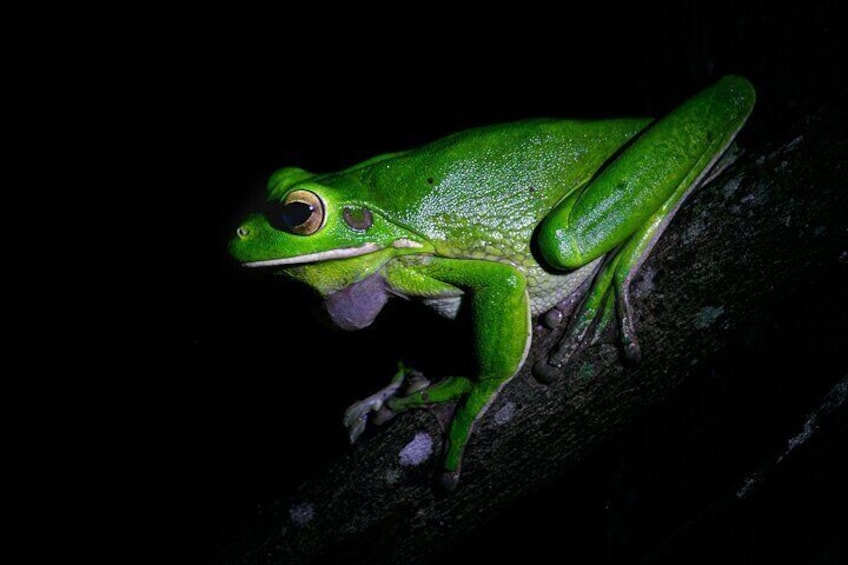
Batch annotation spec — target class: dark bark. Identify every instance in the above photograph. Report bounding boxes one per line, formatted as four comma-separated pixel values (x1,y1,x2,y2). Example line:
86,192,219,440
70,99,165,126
222,95,848,565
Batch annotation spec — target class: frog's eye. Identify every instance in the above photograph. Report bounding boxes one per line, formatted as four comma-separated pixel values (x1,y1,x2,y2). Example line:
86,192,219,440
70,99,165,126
281,190,325,235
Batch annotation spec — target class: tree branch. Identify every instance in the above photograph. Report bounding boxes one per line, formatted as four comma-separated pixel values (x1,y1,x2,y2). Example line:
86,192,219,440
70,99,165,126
222,95,848,565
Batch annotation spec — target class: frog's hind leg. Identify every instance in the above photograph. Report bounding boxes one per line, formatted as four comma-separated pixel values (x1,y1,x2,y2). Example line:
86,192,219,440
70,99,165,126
610,169,708,363
535,125,742,383
535,143,732,382
534,77,755,381
540,260,602,330
533,254,620,383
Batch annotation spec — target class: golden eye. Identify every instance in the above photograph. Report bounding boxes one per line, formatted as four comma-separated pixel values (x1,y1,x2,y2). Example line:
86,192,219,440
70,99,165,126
281,190,325,235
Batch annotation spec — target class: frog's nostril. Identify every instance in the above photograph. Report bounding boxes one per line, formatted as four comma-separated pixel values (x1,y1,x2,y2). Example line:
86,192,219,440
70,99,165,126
237,226,250,238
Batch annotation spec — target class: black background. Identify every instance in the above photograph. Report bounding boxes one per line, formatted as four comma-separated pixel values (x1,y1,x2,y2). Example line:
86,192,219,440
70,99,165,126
127,3,847,563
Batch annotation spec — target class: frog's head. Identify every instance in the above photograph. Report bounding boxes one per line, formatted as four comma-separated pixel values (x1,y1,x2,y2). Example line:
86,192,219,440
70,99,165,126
230,167,429,288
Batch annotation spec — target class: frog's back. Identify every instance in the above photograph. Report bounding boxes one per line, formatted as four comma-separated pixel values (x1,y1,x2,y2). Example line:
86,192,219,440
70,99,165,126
317,119,649,313
346,119,647,252
321,118,646,289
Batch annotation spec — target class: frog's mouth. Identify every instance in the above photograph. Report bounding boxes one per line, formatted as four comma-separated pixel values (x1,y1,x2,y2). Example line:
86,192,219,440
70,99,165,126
241,238,424,268
242,242,383,268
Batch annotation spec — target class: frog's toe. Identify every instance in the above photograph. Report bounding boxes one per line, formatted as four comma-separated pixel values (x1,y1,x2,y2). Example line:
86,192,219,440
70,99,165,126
439,470,461,492
623,341,642,365
546,327,593,377
343,401,374,443
343,400,370,429
371,405,397,426
404,371,431,394
615,280,643,365
346,413,368,444
541,272,598,331
542,307,564,330
532,359,563,384
343,378,404,442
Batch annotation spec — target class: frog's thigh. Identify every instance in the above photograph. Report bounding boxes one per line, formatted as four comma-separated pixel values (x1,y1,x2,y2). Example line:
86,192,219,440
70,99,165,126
537,75,754,271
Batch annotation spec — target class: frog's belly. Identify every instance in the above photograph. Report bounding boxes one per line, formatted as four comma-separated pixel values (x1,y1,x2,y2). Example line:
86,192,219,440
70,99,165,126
435,239,603,318
523,258,601,316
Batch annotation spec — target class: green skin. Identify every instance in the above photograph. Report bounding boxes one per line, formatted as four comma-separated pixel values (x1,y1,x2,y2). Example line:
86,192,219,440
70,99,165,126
230,76,755,489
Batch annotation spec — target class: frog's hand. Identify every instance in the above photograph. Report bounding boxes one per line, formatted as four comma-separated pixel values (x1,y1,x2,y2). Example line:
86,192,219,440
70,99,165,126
383,258,531,489
343,366,467,442
535,76,755,378
343,365,408,444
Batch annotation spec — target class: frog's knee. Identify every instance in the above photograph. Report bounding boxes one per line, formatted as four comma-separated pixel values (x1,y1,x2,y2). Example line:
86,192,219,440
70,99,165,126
537,223,585,270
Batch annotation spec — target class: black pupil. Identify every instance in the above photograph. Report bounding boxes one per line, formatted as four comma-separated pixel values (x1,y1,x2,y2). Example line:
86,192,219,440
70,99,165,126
281,201,314,229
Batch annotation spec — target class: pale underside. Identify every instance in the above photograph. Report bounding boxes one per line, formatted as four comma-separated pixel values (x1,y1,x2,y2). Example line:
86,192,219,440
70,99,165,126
421,255,602,320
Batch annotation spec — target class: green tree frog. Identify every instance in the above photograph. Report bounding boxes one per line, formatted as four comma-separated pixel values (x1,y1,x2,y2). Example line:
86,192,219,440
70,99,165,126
230,76,755,489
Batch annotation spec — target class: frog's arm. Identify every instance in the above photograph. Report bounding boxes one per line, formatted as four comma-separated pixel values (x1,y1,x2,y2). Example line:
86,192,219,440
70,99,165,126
535,76,755,375
383,257,531,488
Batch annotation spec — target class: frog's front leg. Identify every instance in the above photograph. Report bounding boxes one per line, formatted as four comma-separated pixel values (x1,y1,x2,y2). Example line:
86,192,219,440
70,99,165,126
343,365,474,440
370,257,531,489
344,364,428,443
535,76,755,378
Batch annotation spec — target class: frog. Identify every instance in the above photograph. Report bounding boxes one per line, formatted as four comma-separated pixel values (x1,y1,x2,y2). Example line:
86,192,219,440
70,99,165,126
229,76,755,490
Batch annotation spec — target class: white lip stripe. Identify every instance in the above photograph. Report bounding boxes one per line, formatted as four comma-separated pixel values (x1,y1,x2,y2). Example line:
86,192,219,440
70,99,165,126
391,238,424,249
242,243,383,268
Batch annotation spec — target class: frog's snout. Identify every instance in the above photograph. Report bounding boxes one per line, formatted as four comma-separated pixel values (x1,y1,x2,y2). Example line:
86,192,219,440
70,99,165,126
229,224,254,263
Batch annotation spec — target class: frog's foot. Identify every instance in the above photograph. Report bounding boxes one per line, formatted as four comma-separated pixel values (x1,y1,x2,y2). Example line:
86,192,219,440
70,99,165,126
343,380,402,444
534,252,640,383
700,141,741,188
615,275,642,365
440,470,462,492
344,365,430,443
345,371,476,483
